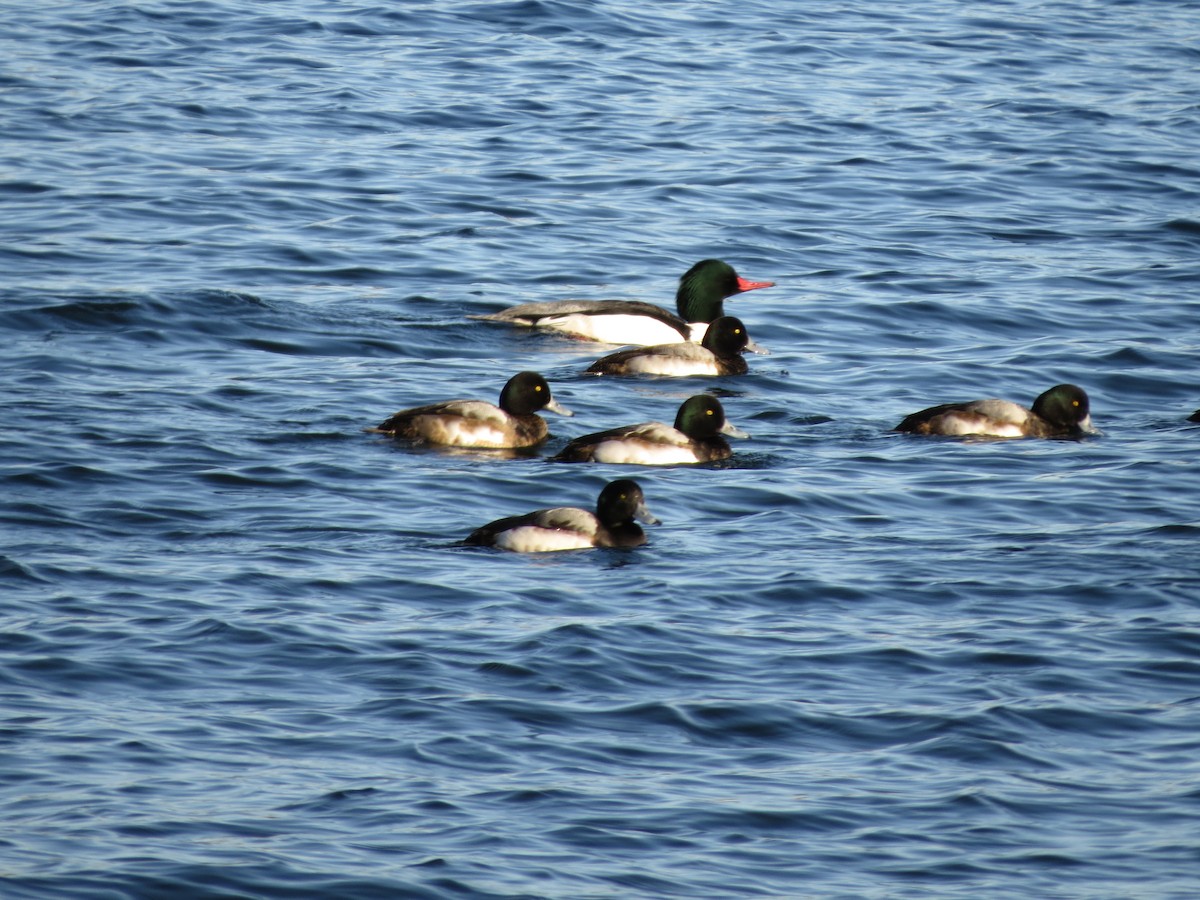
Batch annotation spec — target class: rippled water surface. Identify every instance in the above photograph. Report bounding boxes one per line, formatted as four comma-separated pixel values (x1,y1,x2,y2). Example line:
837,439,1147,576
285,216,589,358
3,1,1200,897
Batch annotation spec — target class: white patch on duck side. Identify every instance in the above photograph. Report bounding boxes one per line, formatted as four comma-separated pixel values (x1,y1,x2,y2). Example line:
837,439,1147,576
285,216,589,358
588,435,702,465
622,350,720,376
535,507,602,534
412,414,513,448
494,525,597,553
535,313,687,346
934,412,1028,438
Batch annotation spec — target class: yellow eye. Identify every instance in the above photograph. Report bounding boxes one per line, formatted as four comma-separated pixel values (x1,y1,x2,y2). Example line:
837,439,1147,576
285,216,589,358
1072,400,1079,407
707,409,714,416
535,385,543,392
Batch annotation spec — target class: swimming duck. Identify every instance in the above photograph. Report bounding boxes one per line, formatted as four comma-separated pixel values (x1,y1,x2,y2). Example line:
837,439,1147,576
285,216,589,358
366,371,572,449
585,315,764,377
894,383,1095,439
477,259,774,346
464,479,660,552
552,394,747,465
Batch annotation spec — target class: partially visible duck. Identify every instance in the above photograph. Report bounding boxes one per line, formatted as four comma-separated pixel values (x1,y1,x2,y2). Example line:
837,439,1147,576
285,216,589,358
366,371,572,449
894,383,1095,439
1188,409,1200,423
477,259,774,346
464,479,660,552
585,315,764,377
552,394,747,465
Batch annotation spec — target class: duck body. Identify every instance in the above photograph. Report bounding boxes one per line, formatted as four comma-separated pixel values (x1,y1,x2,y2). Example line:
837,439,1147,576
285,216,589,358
366,371,572,449
586,316,759,377
483,299,693,346
552,394,747,465
477,259,774,346
895,384,1094,439
465,479,659,552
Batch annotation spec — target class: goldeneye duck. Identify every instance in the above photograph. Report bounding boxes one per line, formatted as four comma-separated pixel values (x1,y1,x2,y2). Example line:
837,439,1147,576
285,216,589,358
894,383,1095,439
551,394,748,465
585,315,765,377
464,478,660,552
366,371,572,449
477,259,774,346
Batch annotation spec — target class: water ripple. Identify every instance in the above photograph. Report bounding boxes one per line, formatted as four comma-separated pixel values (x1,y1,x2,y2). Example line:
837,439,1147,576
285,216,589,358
3,0,1200,897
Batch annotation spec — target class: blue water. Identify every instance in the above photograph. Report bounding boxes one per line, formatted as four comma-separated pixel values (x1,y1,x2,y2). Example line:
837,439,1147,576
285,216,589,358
3,1,1200,897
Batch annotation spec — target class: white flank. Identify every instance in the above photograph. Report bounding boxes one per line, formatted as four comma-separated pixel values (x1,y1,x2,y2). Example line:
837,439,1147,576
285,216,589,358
941,417,1026,438
590,440,699,465
414,415,510,447
495,526,596,553
538,313,686,346
625,354,718,376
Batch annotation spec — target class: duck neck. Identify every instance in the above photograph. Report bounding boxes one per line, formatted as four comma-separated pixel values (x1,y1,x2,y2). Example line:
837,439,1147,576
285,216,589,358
605,522,645,547
676,282,727,323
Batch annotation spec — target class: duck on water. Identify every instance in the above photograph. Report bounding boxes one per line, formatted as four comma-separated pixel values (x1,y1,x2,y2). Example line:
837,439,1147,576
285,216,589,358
585,315,765,377
366,371,572,449
464,479,659,552
894,384,1096,439
552,394,748,465
476,259,774,346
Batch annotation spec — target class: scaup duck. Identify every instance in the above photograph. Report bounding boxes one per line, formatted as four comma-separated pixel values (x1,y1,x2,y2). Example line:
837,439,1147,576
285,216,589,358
894,383,1095,439
585,315,764,377
477,259,774,346
464,478,659,552
552,394,747,465
366,371,572,449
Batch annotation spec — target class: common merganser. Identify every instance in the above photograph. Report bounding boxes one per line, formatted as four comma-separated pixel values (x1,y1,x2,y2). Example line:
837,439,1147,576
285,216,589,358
478,259,774,346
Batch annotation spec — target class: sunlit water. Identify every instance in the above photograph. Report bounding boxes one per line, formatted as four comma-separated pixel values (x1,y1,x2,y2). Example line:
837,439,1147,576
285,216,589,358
3,1,1200,897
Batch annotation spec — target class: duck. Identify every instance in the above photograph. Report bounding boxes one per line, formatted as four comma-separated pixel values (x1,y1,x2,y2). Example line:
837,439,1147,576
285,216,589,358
894,383,1095,439
476,259,774,346
585,315,764,377
365,371,572,449
551,394,747,465
464,479,660,552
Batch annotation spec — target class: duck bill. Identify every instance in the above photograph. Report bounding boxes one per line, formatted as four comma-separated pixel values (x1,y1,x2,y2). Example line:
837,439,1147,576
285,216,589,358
635,500,661,526
720,421,750,439
1078,414,1100,435
735,276,775,293
545,398,574,417
745,337,770,356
